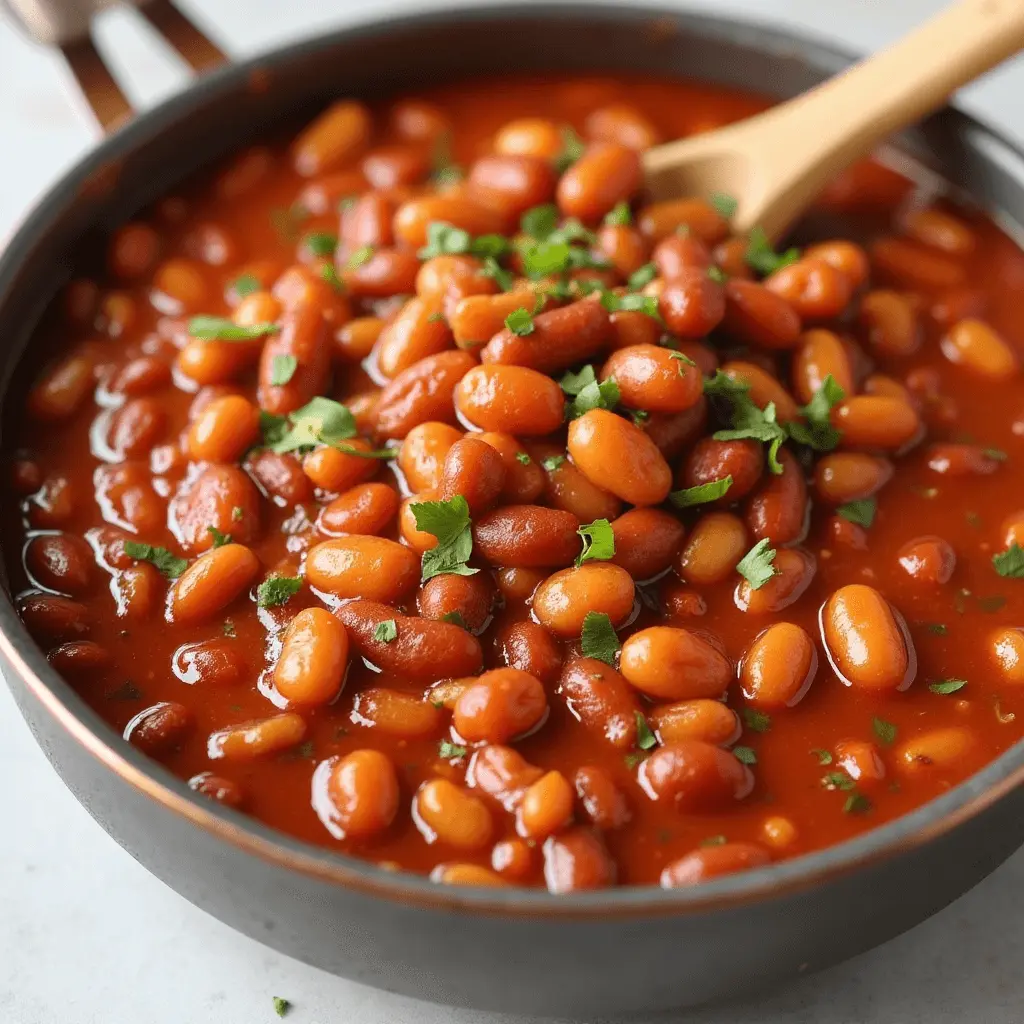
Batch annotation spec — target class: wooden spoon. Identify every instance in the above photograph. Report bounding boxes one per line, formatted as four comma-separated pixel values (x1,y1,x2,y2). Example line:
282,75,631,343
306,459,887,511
643,0,1024,241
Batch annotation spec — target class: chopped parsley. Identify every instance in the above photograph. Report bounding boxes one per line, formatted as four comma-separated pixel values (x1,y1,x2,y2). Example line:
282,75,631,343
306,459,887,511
515,451,532,465
521,203,560,239
626,262,657,290
929,678,967,695
222,619,236,638
319,262,343,291
123,541,187,580
417,221,512,261
270,354,298,387
480,255,515,291
710,192,738,219
701,834,727,847
786,375,845,452
599,290,660,320
580,611,620,666
373,619,398,643
206,527,232,548
733,746,757,765
560,365,620,418
714,397,787,474
441,610,467,628
837,498,877,528
231,506,244,522
872,716,897,745
745,226,800,276
703,368,750,401
439,740,468,759
924,623,949,636
542,454,566,471
635,712,657,750
983,447,1008,461
410,495,478,581
553,126,586,174
270,203,308,241
604,201,633,226
257,575,303,608
843,792,872,815
707,265,728,284
262,397,361,455
187,316,279,342
979,595,1007,613
231,273,260,298
345,245,375,270
505,306,536,336
742,707,772,733
273,996,292,1018
822,770,856,792
736,538,778,590
669,476,732,509
427,311,447,324
304,231,338,257
811,748,833,765
993,543,1024,578
576,518,615,566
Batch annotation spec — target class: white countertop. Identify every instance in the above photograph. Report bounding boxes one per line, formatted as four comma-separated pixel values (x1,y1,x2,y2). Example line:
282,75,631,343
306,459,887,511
3,1,1024,1021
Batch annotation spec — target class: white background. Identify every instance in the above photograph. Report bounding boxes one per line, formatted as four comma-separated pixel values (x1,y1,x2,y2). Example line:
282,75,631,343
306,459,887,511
3,1,1024,1021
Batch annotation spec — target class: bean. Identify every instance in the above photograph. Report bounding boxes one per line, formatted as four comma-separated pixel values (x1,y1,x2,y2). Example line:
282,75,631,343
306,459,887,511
597,224,649,278
125,701,191,755
215,146,273,199
610,508,685,580
208,713,307,760
335,317,384,362
494,117,564,160
108,356,172,396
542,827,616,893
822,583,915,690
833,396,921,450
746,448,808,545
898,728,974,774
417,572,494,633
637,198,728,244
172,639,246,688
341,189,399,248
453,668,547,744
567,408,671,506
178,336,258,386
608,309,663,350
677,511,748,585
319,750,399,839
473,505,580,567
720,360,800,423
95,462,166,535
341,248,421,298
620,626,732,701
10,458,42,495
650,699,740,747
858,290,920,356
926,443,1001,477
481,298,612,374
477,432,545,503
257,300,330,417
991,627,1024,684
187,395,260,463
19,593,90,642
764,258,853,320
499,619,563,684
792,329,855,404
114,564,161,619
169,544,259,625
439,437,506,515
638,740,754,811
601,343,702,413
941,318,1018,379
467,155,557,220
47,640,111,676
188,772,245,808
305,536,418,602
658,269,726,338
28,355,95,422
291,100,371,176
660,843,770,887
929,286,987,330
415,779,493,850
533,563,635,637
108,222,160,279
897,535,956,584
536,447,622,523
657,578,709,619
151,259,208,314
804,240,870,289
586,103,660,149
352,687,443,738
516,771,574,840
398,422,463,492
558,657,641,748
317,483,399,537
641,400,708,460
106,398,166,458
455,364,565,435
97,292,137,337
466,744,543,811
557,142,642,222
871,236,967,290
170,464,260,553
362,144,431,188
389,98,450,143
336,600,483,680
302,439,379,493
573,766,631,829
25,533,93,595
739,622,817,707
432,863,509,887
62,277,98,326
248,450,314,506
449,289,540,350
1002,511,1024,550
393,195,504,248
653,232,712,279
416,255,496,304
713,238,753,279
814,453,893,504
375,297,453,379
348,390,381,435
835,739,887,785
399,491,440,553
902,207,977,257
682,438,764,504
721,280,801,349
735,547,816,614
274,607,348,706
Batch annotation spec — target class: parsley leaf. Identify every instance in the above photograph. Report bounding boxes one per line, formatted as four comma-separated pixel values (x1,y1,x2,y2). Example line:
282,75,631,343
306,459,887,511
786,375,845,451
542,455,566,471
707,265,728,284
576,518,615,566
373,619,398,643
319,263,343,291
441,610,467,628
703,369,750,400
187,316,279,342
123,541,187,579
823,770,856,792
929,678,967,694
515,452,531,465
993,544,1024,578
439,740,468,759
925,623,948,636
560,365,620,418
745,227,800,276
837,498,876,528
270,354,298,387
257,575,302,608
231,273,260,298
222,619,236,638
736,538,778,590
581,611,620,666
843,792,872,815
635,711,657,750
553,126,586,174
710,192,738,219
599,291,660,320
273,996,292,1018
480,255,515,291
741,707,772,733
714,399,787,474
670,476,732,509
206,527,232,548
521,203,560,239
505,307,536,336
627,262,657,290
304,231,338,257
264,396,357,454
811,748,833,765
604,201,633,226
411,495,479,582
418,221,513,262
733,746,757,765
345,245,375,270
872,716,897,745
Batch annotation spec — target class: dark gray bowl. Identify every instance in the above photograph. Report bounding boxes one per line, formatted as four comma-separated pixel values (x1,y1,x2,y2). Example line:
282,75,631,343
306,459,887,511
4,4,1024,1016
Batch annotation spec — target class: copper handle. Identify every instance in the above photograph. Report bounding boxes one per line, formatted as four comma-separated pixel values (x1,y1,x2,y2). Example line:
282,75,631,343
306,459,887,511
1,0,228,133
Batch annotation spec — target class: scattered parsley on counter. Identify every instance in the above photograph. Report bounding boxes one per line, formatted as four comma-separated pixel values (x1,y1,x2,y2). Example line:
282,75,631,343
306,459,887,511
273,996,292,1018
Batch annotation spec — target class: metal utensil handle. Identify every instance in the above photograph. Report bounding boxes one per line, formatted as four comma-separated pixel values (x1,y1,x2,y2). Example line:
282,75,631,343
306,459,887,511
1,0,227,133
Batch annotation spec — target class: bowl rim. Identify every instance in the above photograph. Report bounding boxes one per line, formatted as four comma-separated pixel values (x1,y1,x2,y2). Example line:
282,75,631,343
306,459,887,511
4,0,1024,917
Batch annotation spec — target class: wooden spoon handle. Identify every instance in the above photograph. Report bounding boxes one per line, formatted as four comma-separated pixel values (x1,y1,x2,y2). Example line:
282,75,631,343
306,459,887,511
738,0,1024,238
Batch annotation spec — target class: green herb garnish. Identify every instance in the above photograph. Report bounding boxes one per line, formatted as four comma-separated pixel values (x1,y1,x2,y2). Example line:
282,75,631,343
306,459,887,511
410,495,478,582
580,611,619,666
123,541,187,580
